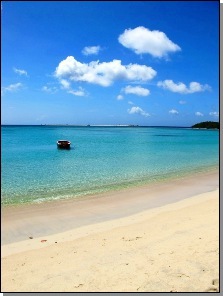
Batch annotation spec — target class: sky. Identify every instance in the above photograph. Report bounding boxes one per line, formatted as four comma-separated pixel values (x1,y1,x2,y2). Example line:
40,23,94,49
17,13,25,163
1,1,219,126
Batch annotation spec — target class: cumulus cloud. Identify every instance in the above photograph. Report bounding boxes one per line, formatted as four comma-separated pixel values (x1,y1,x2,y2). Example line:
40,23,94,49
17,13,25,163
128,106,150,117
60,79,70,89
118,26,181,58
13,67,28,76
122,85,150,96
128,101,134,105
57,77,87,97
67,87,87,97
82,46,101,56
169,109,179,115
179,100,186,104
195,112,204,116
42,85,58,94
117,95,124,100
209,111,219,117
55,56,157,87
2,82,23,92
157,80,211,94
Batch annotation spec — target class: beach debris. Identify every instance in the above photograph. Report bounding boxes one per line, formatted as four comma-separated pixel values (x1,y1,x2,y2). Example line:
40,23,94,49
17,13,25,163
205,279,220,292
29,236,33,239
74,283,83,288
212,279,219,286
55,241,57,243
205,286,219,292
176,273,190,278
122,236,142,241
41,239,47,243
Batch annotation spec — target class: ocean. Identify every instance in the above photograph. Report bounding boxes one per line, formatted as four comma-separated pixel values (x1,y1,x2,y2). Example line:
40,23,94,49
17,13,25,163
1,125,219,206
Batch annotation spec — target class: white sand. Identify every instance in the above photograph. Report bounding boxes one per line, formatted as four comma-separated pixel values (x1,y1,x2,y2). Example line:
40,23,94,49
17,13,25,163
1,171,219,292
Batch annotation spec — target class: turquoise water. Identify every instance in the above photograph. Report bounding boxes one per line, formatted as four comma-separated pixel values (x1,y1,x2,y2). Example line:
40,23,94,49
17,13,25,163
1,126,219,205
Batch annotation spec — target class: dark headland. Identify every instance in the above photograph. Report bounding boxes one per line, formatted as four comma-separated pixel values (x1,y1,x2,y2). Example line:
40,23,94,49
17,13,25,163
191,121,219,129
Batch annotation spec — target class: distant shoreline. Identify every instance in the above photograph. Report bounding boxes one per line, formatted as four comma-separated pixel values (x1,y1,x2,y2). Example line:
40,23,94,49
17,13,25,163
1,124,219,130
0,124,200,128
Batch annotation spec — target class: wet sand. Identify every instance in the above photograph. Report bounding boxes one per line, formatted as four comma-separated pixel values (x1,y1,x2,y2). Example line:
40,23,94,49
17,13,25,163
2,169,218,245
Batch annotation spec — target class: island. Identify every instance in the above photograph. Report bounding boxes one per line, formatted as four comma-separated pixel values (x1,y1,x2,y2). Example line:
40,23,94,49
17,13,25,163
191,121,219,129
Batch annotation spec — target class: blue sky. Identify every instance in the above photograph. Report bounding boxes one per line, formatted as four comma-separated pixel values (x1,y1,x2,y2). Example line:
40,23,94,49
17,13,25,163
1,1,219,126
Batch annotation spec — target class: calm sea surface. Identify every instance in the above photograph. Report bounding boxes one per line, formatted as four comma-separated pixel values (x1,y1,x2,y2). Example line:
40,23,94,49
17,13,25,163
1,126,219,205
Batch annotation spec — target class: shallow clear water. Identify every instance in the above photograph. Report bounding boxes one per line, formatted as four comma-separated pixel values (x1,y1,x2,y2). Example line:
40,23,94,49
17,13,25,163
1,126,219,205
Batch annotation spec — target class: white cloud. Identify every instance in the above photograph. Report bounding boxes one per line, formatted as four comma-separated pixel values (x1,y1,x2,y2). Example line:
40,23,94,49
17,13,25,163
179,100,186,104
169,109,179,115
2,82,23,92
118,26,181,58
55,56,157,87
128,101,134,105
157,80,211,94
117,95,124,100
68,87,87,97
122,85,150,96
42,85,58,94
60,79,70,89
58,77,87,97
195,112,204,116
82,46,101,56
128,106,150,117
13,67,28,76
209,111,219,117
57,78,87,96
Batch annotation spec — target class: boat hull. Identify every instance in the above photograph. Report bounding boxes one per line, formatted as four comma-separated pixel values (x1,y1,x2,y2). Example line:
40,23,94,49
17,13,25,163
57,140,71,149
57,144,70,149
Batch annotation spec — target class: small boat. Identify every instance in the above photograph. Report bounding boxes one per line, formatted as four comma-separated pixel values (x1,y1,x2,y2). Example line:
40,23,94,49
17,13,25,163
57,140,71,149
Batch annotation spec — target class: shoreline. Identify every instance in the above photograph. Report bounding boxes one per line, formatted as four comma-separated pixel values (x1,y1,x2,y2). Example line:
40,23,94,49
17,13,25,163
2,168,219,246
2,164,218,207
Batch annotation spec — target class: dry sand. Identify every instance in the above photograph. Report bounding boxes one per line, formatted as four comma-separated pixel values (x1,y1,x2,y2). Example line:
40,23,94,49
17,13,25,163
1,170,219,292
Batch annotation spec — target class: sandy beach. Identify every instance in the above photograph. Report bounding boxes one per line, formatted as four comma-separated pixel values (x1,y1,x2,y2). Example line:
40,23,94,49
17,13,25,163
1,170,219,292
